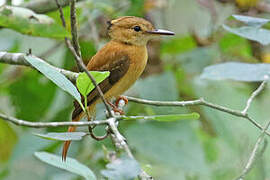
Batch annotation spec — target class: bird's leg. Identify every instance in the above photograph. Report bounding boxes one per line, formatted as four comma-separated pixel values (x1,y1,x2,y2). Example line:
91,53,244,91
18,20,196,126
106,100,125,115
115,96,128,107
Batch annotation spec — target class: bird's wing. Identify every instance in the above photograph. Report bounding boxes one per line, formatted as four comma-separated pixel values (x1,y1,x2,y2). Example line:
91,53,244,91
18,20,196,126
72,51,130,120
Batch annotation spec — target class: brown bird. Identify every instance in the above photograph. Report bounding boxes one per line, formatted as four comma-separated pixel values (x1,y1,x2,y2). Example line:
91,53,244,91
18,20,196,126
62,16,174,160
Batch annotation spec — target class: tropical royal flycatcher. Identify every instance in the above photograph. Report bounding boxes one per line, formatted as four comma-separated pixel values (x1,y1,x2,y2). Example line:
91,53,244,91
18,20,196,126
62,16,174,160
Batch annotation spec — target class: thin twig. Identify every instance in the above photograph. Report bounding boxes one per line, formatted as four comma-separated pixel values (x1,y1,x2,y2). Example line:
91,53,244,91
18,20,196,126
242,79,268,115
236,119,270,180
55,0,112,116
55,0,82,72
0,112,108,127
0,51,77,81
54,0,67,28
65,40,113,117
70,0,82,59
126,94,270,136
85,107,109,141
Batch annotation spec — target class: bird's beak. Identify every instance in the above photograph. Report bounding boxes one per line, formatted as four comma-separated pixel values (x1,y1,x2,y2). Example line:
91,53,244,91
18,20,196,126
146,29,175,36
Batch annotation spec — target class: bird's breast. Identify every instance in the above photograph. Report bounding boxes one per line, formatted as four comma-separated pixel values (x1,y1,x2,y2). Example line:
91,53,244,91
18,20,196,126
105,45,148,99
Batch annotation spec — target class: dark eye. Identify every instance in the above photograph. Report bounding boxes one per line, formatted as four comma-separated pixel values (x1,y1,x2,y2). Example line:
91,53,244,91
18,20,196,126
133,26,141,32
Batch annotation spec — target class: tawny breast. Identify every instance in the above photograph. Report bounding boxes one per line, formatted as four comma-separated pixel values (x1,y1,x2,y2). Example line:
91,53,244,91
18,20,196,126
104,43,148,100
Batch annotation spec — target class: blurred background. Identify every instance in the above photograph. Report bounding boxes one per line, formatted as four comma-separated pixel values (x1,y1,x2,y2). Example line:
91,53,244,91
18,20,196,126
1,0,270,179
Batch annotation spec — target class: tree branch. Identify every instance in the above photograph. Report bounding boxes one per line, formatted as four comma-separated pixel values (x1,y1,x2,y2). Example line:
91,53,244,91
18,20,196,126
0,112,108,127
125,81,270,137
70,0,82,59
236,119,270,180
0,51,77,81
242,79,268,115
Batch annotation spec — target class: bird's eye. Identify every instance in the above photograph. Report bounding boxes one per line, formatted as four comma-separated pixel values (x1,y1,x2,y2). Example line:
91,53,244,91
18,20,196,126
133,26,141,32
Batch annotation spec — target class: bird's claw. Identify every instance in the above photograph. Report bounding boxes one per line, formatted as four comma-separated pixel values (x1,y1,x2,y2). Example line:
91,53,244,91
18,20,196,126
115,96,128,107
107,100,125,115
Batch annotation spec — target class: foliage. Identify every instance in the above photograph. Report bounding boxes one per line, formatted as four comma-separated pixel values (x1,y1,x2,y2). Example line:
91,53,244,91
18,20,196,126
223,15,270,45
34,152,96,180
201,62,270,81
76,71,110,97
101,156,141,180
0,6,70,39
33,132,87,141
24,55,84,109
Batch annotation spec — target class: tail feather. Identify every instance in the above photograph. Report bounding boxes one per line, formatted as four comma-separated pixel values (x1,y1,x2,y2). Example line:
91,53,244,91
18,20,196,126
62,103,96,161
62,115,80,161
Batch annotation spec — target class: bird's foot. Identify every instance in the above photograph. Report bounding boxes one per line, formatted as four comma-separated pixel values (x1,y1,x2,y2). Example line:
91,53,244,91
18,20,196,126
115,96,128,107
107,100,125,115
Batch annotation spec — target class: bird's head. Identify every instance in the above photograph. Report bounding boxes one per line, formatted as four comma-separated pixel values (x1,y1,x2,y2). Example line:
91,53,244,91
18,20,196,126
107,16,174,46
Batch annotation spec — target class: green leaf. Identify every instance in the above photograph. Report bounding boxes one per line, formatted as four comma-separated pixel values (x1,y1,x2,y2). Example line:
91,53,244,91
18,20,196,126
101,156,141,180
223,15,270,45
0,6,70,39
123,113,200,122
76,71,110,97
232,15,270,27
34,152,96,180
200,62,270,82
223,25,270,45
24,55,83,108
33,132,87,141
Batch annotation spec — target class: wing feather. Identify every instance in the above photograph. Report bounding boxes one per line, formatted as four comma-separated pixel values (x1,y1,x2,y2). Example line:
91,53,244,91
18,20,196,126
72,54,130,120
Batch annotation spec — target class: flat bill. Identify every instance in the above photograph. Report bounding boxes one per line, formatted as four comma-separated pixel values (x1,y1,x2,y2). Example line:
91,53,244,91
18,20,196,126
147,29,175,35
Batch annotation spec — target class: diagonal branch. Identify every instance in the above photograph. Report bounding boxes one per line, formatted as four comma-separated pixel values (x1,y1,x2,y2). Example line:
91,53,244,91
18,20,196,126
242,79,268,115
55,0,112,116
236,119,270,180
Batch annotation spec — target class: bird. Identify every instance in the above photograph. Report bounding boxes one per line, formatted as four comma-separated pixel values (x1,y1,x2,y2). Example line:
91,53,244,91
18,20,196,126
62,16,174,161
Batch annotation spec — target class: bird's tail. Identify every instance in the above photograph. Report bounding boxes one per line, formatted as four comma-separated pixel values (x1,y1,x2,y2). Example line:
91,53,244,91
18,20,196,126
62,114,81,161
62,103,96,161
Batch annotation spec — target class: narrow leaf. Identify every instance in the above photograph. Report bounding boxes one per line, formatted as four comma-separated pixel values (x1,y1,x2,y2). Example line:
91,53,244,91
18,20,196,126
232,15,270,27
101,156,141,180
123,113,200,122
24,55,83,108
200,62,270,82
76,71,110,97
223,25,270,45
0,6,70,39
35,152,96,180
33,132,87,141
